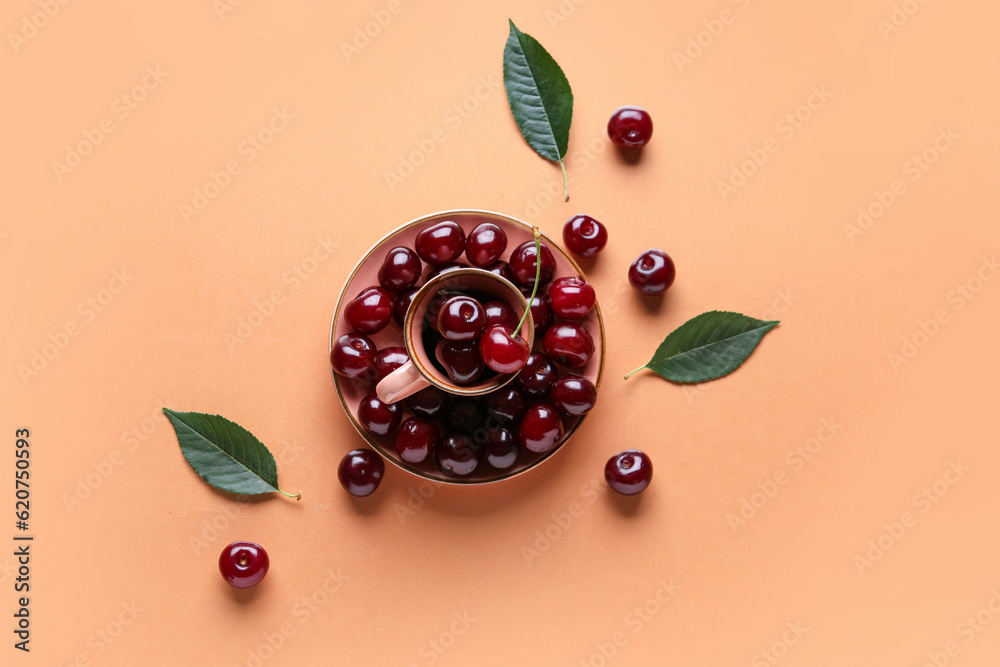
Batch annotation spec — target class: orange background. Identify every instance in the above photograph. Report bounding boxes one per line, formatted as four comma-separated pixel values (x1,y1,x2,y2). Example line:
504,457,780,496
3,0,1000,665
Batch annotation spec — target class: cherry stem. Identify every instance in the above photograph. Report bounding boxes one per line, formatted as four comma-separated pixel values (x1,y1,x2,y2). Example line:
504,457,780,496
559,159,569,202
623,365,647,381
512,227,542,339
277,488,302,500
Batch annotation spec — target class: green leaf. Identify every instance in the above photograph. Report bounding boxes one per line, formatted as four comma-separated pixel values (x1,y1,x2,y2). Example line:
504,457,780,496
625,311,779,384
162,409,300,499
503,19,574,200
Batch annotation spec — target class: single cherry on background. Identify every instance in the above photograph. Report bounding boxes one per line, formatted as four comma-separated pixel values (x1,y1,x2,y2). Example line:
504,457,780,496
338,448,385,497
548,276,596,319
518,403,565,454
439,340,485,385
415,220,466,265
405,386,450,419
436,433,479,476
607,106,653,149
516,352,559,398
465,222,507,267
378,246,422,292
396,418,438,464
509,240,556,290
628,249,675,294
437,295,487,342
563,214,608,258
357,392,402,436
331,333,377,381
604,449,653,495
550,375,597,416
481,385,528,426
219,542,269,589
344,286,394,334
484,427,519,469
374,347,409,382
543,322,595,368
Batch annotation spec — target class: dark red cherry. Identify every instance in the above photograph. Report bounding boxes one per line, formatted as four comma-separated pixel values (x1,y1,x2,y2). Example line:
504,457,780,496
437,296,487,341
484,428,519,469
549,375,597,416
548,276,596,319
509,240,556,290
331,333,377,380
374,347,409,382
483,300,519,330
527,294,553,336
517,404,565,454
426,261,469,282
562,215,608,258
393,287,418,328
628,249,675,294
338,448,385,497
604,449,653,495
405,386,450,419
446,397,485,433
423,292,450,334
219,541,269,588
357,392,402,436
543,323,595,368
479,325,530,374
396,418,438,464
439,340,485,385
516,352,559,398
344,286,394,334
481,386,528,426
483,260,513,282
378,246,422,292
436,433,479,475
607,106,653,149
415,220,466,265
465,222,507,267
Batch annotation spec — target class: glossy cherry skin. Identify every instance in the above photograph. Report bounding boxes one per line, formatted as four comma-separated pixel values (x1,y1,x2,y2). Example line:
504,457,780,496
484,428,519,469
423,292,450,333
628,249,675,294
436,433,479,475
563,214,608,258
393,287,418,328
357,392,402,436
374,347,409,382
446,397,485,433
439,340,485,385
479,325,530,374
219,541,270,588
378,246,422,292
527,294,553,336
331,333,377,380
483,300,519,330
548,276,596,320
607,106,653,149
516,352,559,398
338,448,385,497
437,296,487,342
415,220,466,265
604,449,653,495
543,323,595,368
465,222,507,267
405,386,450,419
483,260,513,282
344,286,394,334
481,386,528,426
396,418,438,464
426,261,469,282
518,404,565,454
550,375,597,416
509,240,556,290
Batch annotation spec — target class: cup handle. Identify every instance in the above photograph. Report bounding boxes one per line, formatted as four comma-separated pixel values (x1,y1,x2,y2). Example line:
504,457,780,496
376,361,430,404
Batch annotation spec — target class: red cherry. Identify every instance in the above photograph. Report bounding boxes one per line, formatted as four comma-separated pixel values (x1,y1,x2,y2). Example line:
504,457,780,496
439,340,485,385
330,333,377,380
607,106,653,149
465,222,507,267
628,250,675,294
437,296,487,342
479,324,530,374
517,404,565,454
563,215,608,257
374,347,409,382
548,276,596,319
509,240,555,290
550,375,597,416
415,220,466,265
219,541,269,588
344,286,394,334
396,418,438,464
378,246,422,292
543,323,595,368
483,300,519,330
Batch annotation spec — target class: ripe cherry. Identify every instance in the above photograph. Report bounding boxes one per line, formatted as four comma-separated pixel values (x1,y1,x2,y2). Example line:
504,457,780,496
483,260,513,282
483,300,519,330
378,246,422,292
437,296,487,341
415,220,466,265
481,386,528,426
426,261,469,282
607,106,653,149
393,287,418,327
563,215,608,258
517,352,559,398
509,240,555,290
219,541,269,588
357,392,401,436
628,249,675,294
604,449,652,495
543,322,595,368
484,428,518,469
344,286,394,334
479,324,530,374
331,333,377,381
437,433,479,475
338,448,385,497
374,347,409,382
439,340,485,385
548,276,596,319
550,375,597,416
405,386,450,418
518,404,565,454
396,418,437,464
527,294,553,336
465,222,507,267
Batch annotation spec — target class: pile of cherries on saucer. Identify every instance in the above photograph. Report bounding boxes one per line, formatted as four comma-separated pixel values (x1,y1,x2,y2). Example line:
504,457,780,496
331,219,601,489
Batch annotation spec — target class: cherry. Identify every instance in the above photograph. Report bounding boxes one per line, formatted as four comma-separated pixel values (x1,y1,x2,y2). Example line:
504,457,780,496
527,294,553,336
543,323,595,368
518,404,565,454
446,397,485,433
436,433,479,475
628,249,675,294
415,220,466,265
484,428,519,469
483,300,518,330
331,333,377,380
604,449,653,495
396,418,437,464
393,287,418,327
423,292,450,333
550,375,597,416
562,214,608,258
374,347,409,382
439,340,485,385
338,448,385,497
481,386,528,426
509,240,555,290
405,386,450,418
548,276,596,319
479,324,530,374
426,261,469,282
437,296,487,341
483,260,513,282
607,106,653,149
465,222,507,267
516,352,559,398
219,541,269,588
378,246,422,292
357,392,402,436
344,286,394,334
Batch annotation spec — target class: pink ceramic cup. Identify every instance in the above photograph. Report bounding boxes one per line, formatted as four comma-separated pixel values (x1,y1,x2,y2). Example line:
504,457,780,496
375,268,534,404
